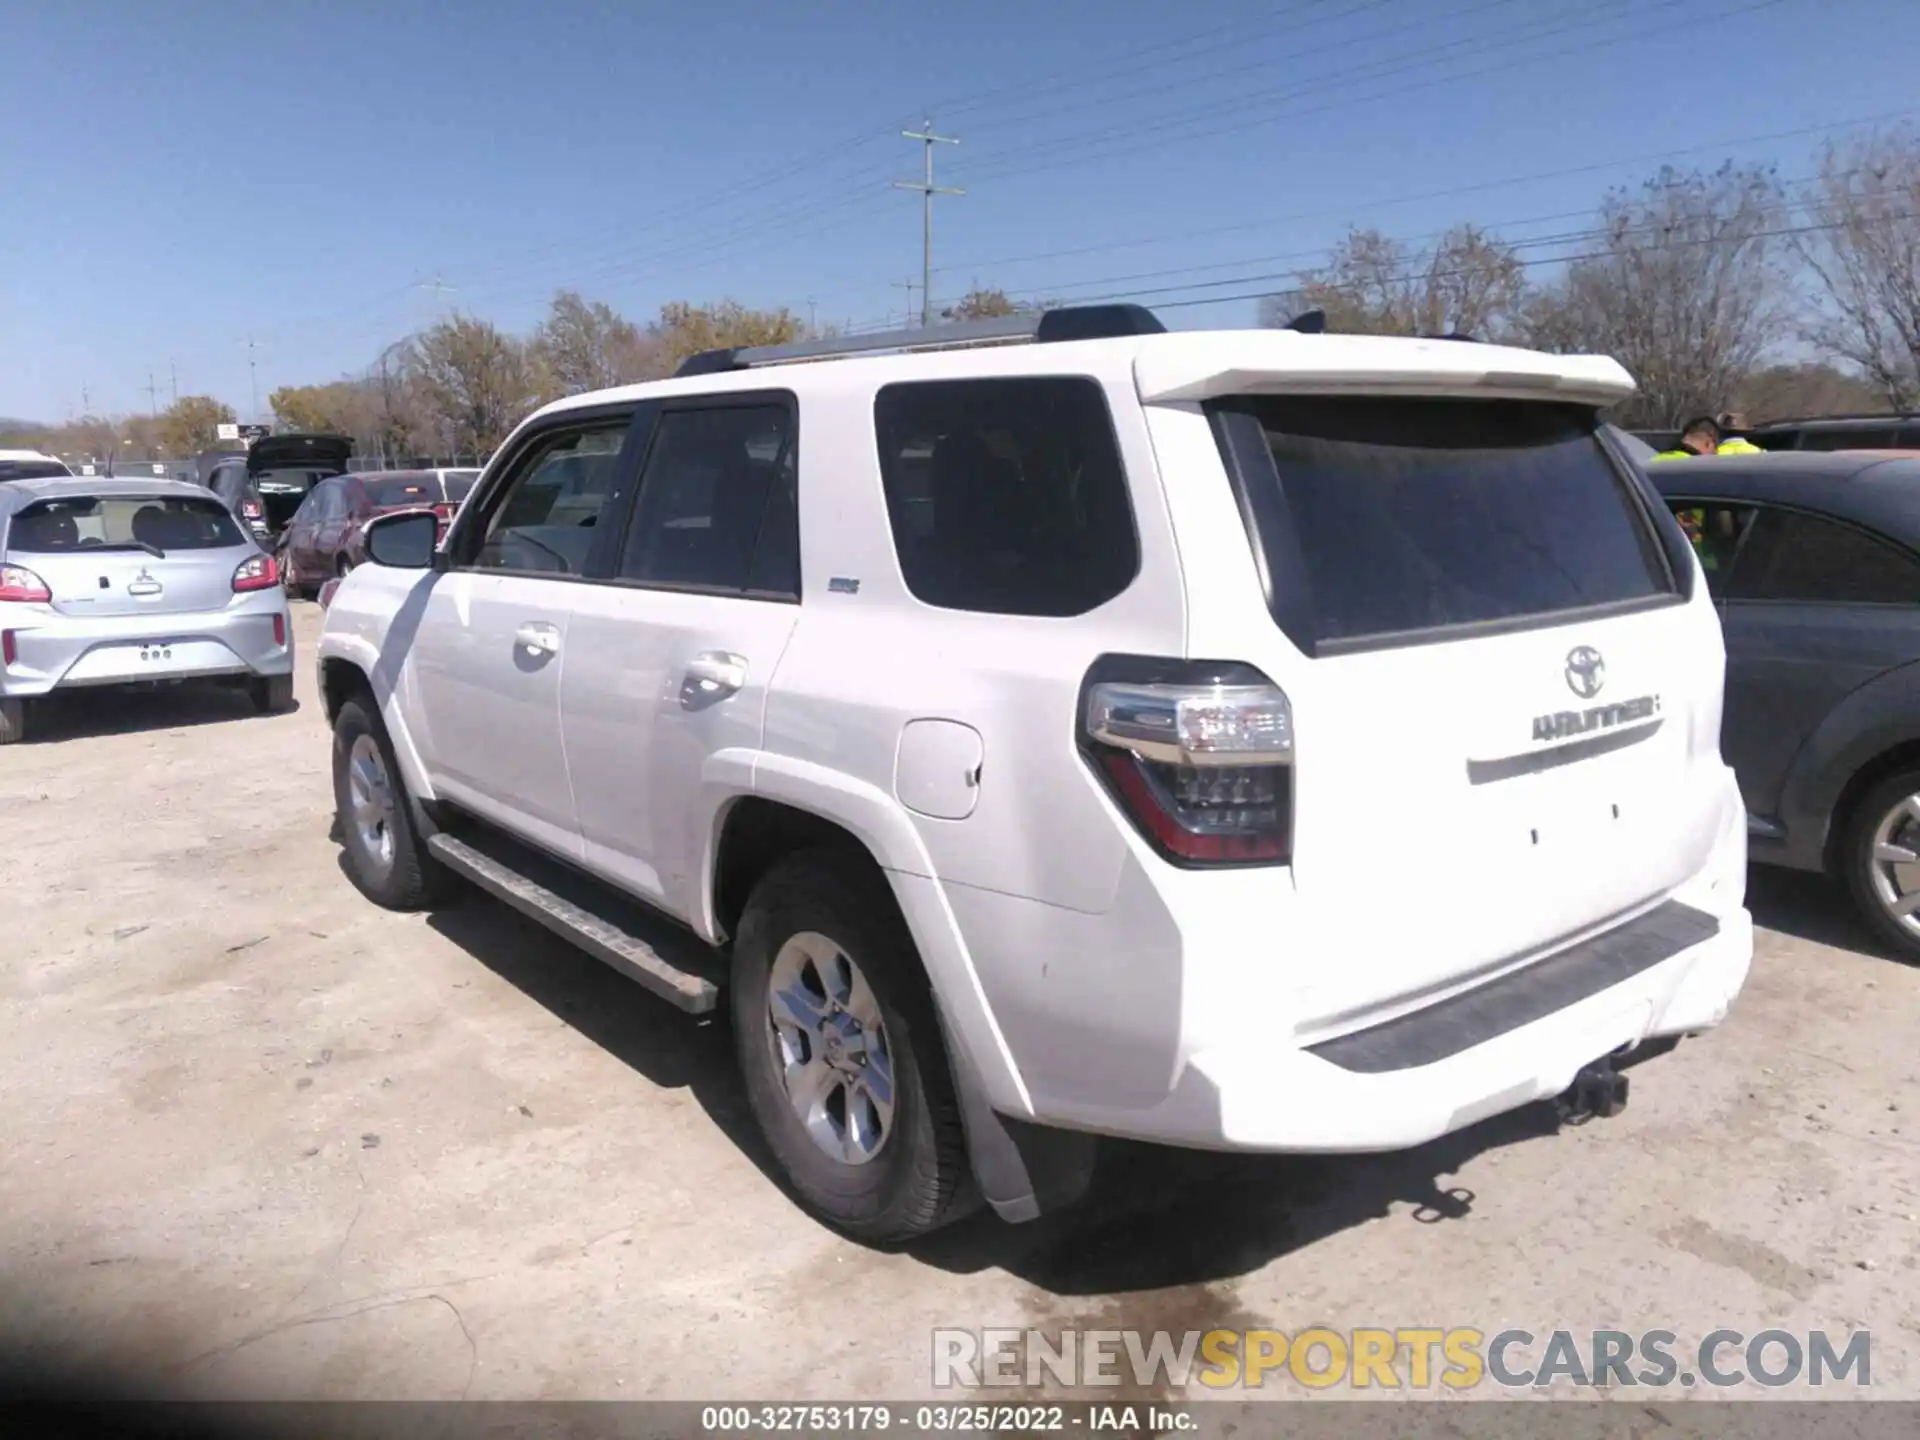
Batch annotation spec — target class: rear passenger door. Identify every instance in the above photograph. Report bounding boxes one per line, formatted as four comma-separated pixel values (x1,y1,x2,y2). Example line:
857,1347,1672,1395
560,394,802,919
1715,505,1920,821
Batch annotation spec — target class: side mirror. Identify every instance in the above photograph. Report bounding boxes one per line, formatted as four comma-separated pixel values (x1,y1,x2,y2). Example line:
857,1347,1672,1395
364,509,439,569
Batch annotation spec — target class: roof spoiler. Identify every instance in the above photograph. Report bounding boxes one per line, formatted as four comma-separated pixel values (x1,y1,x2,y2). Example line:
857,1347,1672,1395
675,303,1167,377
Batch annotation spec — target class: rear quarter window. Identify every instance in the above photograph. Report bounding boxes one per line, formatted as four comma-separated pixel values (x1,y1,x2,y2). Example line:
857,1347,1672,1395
873,377,1138,617
1212,396,1674,653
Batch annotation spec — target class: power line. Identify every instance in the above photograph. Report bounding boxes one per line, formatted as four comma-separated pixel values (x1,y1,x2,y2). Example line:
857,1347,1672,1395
926,106,1916,282
894,120,963,326
950,0,1795,191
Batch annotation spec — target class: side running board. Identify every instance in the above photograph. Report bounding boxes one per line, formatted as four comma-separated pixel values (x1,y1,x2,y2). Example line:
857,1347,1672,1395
426,831,720,1014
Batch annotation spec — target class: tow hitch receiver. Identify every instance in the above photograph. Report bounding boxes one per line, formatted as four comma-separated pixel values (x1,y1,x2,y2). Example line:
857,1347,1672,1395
1557,1054,1629,1124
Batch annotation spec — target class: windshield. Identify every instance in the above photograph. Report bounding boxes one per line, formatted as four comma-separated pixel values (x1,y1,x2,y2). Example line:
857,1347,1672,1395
1215,396,1673,651
443,470,481,502
0,460,72,482
365,476,442,508
7,494,246,553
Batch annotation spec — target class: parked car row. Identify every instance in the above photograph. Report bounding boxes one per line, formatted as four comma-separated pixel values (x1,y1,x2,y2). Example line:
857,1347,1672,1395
278,467,478,599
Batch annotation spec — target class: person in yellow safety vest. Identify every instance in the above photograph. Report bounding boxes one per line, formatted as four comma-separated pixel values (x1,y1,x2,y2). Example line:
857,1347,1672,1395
1653,416,1720,460
1715,411,1763,454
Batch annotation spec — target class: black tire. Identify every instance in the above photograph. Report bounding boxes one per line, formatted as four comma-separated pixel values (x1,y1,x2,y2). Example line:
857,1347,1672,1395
249,673,295,714
731,850,973,1244
331,695,452,911
1841,767,1920,965
0,697,25,745
280,547,307,601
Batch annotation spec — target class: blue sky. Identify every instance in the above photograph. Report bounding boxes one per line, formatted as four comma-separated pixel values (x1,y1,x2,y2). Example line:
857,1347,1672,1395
2,0,1912,422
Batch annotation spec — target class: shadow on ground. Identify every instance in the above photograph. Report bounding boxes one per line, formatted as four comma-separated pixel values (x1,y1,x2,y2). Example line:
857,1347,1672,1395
20,684,295,743
419,885,1636,1299
1745,863,1907,965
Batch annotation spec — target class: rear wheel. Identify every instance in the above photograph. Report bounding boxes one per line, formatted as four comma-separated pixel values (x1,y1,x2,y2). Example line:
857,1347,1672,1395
731,851,973,1244
331,696,451,911
0,697,26,745
1843,767,1920,965
281,549,306,600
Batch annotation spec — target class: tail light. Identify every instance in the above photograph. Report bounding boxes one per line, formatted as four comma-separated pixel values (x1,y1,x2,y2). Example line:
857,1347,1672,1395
243,499,264,520
272,614,286,647
232,553,279,592
0,565,52,604
1079,657,1294,866
2,630,15,665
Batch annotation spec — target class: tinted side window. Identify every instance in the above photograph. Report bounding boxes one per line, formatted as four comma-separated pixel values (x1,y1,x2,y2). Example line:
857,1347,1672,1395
874,378,1137,617
1725,509,1920,605
471,421,630,575
1666,501,1757,598
617,403,797,595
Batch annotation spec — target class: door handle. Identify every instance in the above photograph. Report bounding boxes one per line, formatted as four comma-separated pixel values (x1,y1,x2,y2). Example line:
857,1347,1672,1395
683,651,748,700
515,622,561,657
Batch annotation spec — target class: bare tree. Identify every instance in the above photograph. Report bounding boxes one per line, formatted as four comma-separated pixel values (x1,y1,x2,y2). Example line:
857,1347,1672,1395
409,316,537,460
1260,224,1526,339
1519,164,1789,427
1791,127,1920,410
530,290,664,399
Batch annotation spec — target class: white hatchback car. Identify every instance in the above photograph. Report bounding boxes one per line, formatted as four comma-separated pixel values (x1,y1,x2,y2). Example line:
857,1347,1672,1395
318,305,1753,1242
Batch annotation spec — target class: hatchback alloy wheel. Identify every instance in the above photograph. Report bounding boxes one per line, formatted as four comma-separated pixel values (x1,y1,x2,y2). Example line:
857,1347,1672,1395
1866,792,1920,939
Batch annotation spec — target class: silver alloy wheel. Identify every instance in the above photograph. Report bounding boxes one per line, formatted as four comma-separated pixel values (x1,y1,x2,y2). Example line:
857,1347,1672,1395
765,931,896,1166
1867,792,1920,937
346,733,397,876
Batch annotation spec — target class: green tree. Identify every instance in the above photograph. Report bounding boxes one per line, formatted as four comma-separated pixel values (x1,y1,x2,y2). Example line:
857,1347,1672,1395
157,395,237,456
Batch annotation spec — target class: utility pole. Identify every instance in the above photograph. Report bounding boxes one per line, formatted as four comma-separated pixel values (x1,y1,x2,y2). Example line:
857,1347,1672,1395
142,372,159,417
892,278,919,328
412,273,458,329
894,119,961,327
80,382,91,415
241,337,263,423
169,359,178,406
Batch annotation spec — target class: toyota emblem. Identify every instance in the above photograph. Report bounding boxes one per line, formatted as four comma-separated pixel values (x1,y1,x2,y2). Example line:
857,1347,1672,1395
1565,646,1606,700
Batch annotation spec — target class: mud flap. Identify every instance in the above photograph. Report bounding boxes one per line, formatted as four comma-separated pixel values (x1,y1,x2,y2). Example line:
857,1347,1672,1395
937,1007,1096,1224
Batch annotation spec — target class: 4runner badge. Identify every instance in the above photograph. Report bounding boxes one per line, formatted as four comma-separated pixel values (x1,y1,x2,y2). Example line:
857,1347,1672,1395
1565,646,1605,699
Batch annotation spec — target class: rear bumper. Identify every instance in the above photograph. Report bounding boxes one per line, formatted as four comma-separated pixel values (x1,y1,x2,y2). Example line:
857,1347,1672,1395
0,596,294,697
1080,905,1749,1152
942,765,1753,1154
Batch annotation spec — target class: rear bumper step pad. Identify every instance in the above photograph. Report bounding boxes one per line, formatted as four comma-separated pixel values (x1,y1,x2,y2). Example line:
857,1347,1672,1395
1306,900,1719,1074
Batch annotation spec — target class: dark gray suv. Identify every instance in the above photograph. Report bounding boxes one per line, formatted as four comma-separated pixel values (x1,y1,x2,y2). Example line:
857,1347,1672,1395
1651,452,1920,959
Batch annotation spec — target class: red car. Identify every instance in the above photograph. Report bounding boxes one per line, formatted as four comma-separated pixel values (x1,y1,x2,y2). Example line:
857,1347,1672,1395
278,468,480,598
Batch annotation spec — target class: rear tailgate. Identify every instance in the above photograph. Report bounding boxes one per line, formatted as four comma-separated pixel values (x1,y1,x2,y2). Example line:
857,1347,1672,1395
5,492,254,618
1139,349,1723,1033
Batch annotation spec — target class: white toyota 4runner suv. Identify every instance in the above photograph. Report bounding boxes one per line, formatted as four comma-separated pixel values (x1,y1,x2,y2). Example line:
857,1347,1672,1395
317,304,1753,1243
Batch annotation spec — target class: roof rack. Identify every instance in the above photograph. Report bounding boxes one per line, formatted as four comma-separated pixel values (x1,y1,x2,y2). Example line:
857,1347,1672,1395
674,303,1167,378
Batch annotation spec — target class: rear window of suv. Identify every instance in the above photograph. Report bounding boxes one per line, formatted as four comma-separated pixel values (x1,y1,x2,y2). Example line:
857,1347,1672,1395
1213,396,1673,652
8,494,245,552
